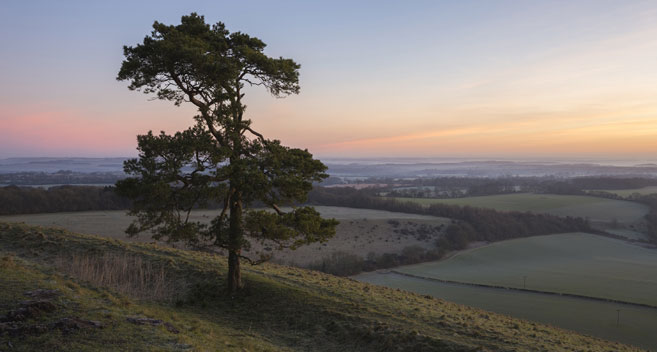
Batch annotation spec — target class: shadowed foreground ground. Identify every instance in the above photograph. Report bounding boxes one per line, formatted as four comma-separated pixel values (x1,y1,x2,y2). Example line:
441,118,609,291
0,222,644,351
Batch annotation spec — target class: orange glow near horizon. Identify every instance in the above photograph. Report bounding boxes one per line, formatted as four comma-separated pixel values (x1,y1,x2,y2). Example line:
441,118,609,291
3,93,657,159
2,2,657,160
248,89,657,158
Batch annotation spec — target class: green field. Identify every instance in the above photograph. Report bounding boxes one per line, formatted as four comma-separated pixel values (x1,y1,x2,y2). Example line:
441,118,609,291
1,223,640,352
355,272,656,351
590,186,657,197
391,193,649,223
355,232,657,350
396,233,657,306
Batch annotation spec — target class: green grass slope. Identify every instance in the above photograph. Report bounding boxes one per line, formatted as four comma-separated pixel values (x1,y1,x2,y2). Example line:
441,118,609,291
0,223,643,352
391,193,648,223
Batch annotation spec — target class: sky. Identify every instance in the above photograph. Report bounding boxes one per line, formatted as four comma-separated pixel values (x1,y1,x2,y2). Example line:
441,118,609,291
1,0,657,160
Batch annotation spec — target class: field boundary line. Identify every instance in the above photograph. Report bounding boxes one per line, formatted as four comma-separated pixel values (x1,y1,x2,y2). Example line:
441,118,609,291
387,270,657,310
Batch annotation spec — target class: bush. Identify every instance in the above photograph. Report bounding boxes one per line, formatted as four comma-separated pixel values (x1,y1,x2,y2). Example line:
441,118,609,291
308,245,448,277
307,251,364,276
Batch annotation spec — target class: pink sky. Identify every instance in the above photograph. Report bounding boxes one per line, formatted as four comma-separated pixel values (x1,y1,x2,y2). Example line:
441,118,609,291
2,1,657,159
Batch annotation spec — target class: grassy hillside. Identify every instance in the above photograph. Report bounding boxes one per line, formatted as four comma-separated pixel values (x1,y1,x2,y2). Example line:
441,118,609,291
395,233,657,306
391,193,648,223
0,223,643,352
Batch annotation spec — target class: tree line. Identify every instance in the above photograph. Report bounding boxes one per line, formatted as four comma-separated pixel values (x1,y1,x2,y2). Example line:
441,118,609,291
630,194,657,244
308,187,592,244
0,171,123,186
306,245,446,276
0,185,130,215
373,176,657,198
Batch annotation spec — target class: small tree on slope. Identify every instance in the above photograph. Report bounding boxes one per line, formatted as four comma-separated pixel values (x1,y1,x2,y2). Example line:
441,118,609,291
116,13,338,293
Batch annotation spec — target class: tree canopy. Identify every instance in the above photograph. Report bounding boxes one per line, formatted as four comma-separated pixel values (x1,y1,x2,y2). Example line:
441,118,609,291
116,13,337,292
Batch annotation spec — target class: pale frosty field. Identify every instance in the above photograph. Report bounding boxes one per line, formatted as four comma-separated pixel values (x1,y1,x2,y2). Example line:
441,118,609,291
0,206,449,265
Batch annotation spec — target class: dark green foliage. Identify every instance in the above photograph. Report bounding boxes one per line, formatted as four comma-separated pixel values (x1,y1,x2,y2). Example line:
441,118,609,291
570,177,657,190
631,194,657,244
0,171,122,186
441,223,475,250
244,207,337,251
116,127,225,244
308,246,446,277
0,185,130,215
307,251,365,276
116,13,337,291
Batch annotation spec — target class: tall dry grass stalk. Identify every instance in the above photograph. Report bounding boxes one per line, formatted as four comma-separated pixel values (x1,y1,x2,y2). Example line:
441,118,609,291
55,253,178,301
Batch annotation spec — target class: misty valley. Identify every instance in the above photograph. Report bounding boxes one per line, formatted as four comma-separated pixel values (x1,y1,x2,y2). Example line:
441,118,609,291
2,158,657,350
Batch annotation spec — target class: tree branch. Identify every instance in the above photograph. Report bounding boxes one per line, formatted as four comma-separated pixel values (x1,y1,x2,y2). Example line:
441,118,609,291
238,253,272,265
244,126,268,145
219,188,234,220
270,203,285,215
168,70,227,147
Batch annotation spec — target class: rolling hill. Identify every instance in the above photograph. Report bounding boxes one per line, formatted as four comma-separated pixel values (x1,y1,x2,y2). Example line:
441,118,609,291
0,222,643,352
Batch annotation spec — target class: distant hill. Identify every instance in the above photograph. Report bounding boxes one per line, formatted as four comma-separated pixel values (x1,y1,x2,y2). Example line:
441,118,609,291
2,157,657,180
325,159,657,178
0,222,642,351
0,157,129,173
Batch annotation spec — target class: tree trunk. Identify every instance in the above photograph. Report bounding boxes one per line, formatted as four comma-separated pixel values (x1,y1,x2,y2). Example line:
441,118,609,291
227,249,242,293
227,124,244,293
227,189,243,293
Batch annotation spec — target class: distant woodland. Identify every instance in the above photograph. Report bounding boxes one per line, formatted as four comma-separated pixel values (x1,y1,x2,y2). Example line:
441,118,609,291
378,176,657,198
0,171,122,186
0,185,130,215
2,176,657,250
633,194,657,244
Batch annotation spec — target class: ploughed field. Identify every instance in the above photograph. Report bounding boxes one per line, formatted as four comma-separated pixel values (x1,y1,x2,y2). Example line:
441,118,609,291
356,232,657,350
391,193,649,223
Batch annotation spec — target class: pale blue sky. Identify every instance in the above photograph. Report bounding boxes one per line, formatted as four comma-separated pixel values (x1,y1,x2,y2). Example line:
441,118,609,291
1,1,656,158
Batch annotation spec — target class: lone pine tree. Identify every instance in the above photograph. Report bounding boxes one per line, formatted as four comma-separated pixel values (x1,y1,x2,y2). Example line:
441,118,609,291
116,13,338,293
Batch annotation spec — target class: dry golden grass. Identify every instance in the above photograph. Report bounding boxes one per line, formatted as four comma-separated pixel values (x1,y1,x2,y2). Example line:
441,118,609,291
54,253,178,301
